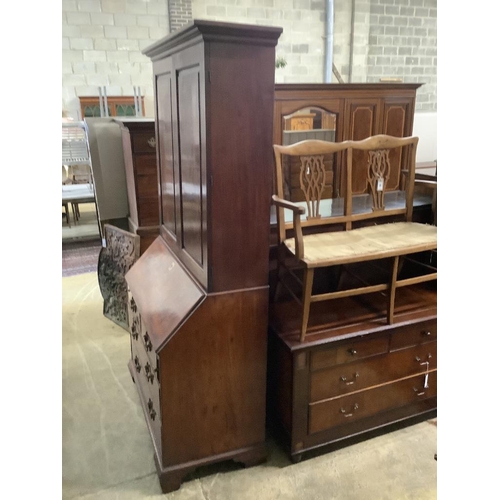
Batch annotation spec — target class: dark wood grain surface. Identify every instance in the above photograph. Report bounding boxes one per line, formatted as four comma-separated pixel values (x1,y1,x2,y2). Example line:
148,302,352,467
267,283,437,462
125,237,205,352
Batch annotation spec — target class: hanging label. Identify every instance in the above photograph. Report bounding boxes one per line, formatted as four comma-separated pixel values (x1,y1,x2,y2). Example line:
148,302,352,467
377,177,384,192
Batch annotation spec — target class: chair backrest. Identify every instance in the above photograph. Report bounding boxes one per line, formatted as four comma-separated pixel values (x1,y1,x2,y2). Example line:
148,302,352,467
273,134,419,243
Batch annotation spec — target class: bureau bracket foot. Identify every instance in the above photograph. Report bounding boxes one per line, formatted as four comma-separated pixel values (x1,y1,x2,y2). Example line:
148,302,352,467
154,443,267,494
232,442,267,468
155,455,196,494
291,453,303,464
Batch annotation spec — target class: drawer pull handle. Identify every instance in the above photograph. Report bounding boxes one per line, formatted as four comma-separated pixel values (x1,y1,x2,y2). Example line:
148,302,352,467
340,403,359,417
347,348,357,356
131,317,140,340
144,362,154,384
340,372,360,385
148,137,156,148
422,330,432,336
147,398,156,421
415,354,432,363
130,297,137,313
134,356,141,373
413,386,427,396
143,333,153,352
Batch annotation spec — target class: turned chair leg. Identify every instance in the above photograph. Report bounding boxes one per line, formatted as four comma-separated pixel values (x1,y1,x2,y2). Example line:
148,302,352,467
62,202,70,227
387,255,399,324
300,268,314,342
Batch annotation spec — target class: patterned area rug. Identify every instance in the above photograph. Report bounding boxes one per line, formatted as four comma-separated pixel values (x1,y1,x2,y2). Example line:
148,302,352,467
62,239,102,277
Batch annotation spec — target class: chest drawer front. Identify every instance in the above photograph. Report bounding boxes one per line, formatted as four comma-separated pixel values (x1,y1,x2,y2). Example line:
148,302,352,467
136,174,159,198
310,336,390,371
310,341,437,402
131,340,162,457
308,371,437,434
131,130,157,154
131,341,161,419
138,316,159,377
138,197,160,227
133,154,157,177
390,319,437,350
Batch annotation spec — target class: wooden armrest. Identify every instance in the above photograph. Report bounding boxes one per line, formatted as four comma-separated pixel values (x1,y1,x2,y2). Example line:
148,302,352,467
272,195,306,214
272,195,305,260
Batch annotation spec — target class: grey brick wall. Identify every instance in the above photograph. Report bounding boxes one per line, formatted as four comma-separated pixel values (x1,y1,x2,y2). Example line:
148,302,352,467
191,0,437,109
61,0,437,117
169,0,193,31
366,0,437,110
62,0,170,119
192,0,326,83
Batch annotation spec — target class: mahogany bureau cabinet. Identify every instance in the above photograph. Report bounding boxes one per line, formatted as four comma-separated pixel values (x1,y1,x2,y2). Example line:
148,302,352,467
124,20,282,493
114,118,159,254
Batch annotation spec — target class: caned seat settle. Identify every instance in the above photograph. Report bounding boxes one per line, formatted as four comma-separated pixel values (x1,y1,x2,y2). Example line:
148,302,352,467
272,135,437,342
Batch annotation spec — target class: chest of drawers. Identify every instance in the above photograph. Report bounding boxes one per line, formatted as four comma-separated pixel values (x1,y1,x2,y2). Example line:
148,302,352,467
267,286,437,462
115,118,159,254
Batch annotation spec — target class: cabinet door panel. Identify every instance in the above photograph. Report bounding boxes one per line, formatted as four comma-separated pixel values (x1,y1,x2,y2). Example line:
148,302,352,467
344,99,380,194
177,66,204,268
156,71,177,240
381,99,414,191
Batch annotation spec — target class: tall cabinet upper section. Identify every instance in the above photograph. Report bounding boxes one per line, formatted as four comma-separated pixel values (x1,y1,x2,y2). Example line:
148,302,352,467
143,21,283,293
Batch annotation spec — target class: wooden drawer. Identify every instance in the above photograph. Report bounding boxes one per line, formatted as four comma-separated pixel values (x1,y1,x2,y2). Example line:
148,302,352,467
390,318,437,350
131,341,162,456
133,154,157,176
310,341,436,402
131,131,157,154
136,174,159,198
131,340,161,422
138,196,159,227
138,316,159,378
128,295,141,343
310,336,390,371
308,371,437,434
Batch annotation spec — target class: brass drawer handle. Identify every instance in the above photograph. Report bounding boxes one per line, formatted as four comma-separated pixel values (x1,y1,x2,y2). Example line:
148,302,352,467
339,403,359,417
347,348,357,356
147,137,156,148
413,386,427,396
340,372,360,385
131,317,140,340
415,354,432,363
143,332,153,352
422,330,432,336
130,297,137,314
147,398,156,421
134,356,141,373
144,362,154,384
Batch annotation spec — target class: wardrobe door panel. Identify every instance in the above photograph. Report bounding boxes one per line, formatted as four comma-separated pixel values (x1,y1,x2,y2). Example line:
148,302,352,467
156,70,177,240
177,66,204,269
344,99,381,195
382,98,414,191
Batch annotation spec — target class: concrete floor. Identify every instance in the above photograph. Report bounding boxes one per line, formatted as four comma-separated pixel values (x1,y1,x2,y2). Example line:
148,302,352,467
62,272,437,500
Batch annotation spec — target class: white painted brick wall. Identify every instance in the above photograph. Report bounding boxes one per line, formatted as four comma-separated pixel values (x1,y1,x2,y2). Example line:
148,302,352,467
192,0,325,83
62,0,170,119
62,0,437,118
